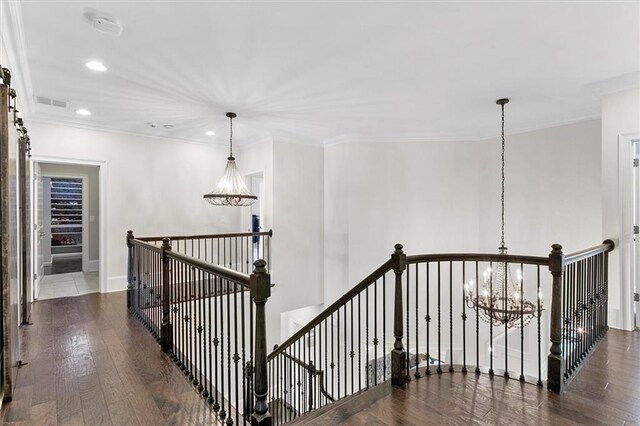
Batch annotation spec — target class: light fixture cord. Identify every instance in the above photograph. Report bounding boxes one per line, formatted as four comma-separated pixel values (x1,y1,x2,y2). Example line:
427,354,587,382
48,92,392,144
500,102,505,249
229,115,234,158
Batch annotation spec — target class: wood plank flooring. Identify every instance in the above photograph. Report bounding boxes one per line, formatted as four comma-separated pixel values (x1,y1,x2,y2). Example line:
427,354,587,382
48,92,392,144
1,291,219,425
3,291,639,425
292,328,640,425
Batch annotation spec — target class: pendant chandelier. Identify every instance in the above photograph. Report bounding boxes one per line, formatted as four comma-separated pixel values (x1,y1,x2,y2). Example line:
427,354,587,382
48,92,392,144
464,98,542,328
203,112,257,207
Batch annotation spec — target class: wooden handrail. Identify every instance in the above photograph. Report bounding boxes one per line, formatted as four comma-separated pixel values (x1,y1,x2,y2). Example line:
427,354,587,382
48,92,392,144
165,249,251,288
130,238,162,253
406,252,549,266
279,351,335,403
564,239,615,265
268,259,394,361
137,229,273,242
132,237,251,287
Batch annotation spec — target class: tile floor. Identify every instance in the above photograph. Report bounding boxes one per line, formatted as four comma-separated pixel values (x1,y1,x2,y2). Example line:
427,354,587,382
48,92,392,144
37,271,100,300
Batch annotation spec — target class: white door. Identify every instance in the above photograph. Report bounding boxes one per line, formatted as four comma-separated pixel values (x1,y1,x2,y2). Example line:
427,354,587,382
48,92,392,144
33,163,45,299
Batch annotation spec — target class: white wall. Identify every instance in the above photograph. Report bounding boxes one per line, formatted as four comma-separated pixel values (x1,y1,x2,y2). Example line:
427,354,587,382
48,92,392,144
324,120,603,310
601,89,640,329
324,138,484,302
477,120,602,255
29,121,240,292
239,140,325,345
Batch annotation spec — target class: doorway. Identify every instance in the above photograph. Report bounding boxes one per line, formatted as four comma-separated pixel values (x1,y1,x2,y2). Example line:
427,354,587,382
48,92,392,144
33,162,100,300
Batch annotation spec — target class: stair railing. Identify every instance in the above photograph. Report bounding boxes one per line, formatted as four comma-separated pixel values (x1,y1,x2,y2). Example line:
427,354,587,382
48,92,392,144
127,230,272,426
547,239,614,392
126,231,614,425
138,229,272,275
265,240,614,424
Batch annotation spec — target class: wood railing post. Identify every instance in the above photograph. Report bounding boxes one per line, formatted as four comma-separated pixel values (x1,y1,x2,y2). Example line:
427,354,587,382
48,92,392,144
160,238,173,354
391,243,408,387
126,230,134,310
547,243,565,393
250,259,272,426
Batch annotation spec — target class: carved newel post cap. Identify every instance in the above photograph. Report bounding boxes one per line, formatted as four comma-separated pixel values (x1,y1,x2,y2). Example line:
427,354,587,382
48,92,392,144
253,259,267,274
394,243,404,254
551,244,563,253
127,230,133,237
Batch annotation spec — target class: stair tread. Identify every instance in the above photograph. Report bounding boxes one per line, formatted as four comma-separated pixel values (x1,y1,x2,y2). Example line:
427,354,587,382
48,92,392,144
289,382,392,425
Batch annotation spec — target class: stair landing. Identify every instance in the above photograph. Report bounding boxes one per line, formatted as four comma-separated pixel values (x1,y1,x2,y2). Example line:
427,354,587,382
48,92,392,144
293,328,640,425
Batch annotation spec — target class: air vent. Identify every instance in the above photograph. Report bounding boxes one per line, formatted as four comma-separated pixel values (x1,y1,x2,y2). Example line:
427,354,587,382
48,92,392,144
35,96,68,109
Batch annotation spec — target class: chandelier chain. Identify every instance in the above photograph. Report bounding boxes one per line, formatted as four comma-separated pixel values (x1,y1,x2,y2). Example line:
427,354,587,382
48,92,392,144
229,115,234,158
500,102,505,248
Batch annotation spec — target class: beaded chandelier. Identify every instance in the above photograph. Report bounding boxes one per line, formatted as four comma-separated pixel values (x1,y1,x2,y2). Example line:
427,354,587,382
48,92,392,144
203,112,257,207
464,99,542,328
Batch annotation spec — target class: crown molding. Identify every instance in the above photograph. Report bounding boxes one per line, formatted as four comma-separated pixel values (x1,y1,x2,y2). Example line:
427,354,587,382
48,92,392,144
585,71,640,98
323,114,601,146
28,117,273,149
0,0,34,118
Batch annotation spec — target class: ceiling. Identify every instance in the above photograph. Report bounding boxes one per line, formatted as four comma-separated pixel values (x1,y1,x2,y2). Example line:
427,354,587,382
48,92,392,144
11,0,640,146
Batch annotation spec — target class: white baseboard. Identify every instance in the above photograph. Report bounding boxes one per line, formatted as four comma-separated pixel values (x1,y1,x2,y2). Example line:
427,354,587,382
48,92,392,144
86,260,100,272
106,275,127,293
52,252,82,259
608,307,622,329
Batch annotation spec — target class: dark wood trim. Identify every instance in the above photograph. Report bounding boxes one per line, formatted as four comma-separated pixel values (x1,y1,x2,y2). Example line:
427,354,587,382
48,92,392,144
165,248,251,287
564,239,615,265
130,238,162,253
268,258,394,361
137,229,273,242
406,252,549,265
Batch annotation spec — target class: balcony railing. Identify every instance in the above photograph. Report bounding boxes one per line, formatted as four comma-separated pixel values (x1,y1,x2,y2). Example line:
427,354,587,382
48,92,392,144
126,230,613,425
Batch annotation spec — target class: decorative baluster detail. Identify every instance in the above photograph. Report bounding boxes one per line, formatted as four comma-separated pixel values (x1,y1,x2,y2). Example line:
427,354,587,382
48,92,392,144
160,238,173,354
547,244,565,393
126,230,134,310
391,243,408,387
250,259,272,426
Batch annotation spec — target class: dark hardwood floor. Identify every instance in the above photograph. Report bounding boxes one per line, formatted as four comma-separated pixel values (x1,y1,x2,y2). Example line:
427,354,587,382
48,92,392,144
293,328,640,425
2,291,639,425
1,291,219,425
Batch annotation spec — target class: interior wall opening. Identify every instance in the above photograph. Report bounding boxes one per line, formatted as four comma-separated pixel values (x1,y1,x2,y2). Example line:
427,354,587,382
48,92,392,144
34,162,100,300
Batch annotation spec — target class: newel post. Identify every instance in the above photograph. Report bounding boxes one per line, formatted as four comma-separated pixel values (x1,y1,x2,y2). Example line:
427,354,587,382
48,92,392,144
391,243,408,387
126,230,134,310
547,243,565,393
160,238,173,354
250,260,272,426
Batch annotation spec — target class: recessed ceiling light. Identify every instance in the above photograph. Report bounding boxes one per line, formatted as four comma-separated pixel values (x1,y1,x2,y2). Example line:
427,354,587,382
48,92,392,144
75,108,91,116
205,131,215,136
85,61,107,72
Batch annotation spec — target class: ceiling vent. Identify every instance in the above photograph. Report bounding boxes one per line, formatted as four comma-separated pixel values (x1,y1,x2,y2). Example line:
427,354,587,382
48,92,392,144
83,8,123,36
35,96,69,109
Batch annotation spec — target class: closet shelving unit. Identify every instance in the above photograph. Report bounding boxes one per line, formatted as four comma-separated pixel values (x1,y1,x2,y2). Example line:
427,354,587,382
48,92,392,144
50,178,83,257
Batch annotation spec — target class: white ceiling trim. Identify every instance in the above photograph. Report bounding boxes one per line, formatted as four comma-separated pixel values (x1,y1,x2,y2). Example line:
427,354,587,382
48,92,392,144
28,117,235,148
324,113,602,146
0,0,34,118
585,71,640,98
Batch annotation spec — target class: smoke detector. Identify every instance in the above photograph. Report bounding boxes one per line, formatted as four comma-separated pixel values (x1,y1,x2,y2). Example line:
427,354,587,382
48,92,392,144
83,9,123,36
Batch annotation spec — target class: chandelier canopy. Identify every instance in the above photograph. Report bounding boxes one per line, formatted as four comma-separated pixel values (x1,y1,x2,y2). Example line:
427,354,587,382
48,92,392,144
464,98,542,328
203,112,257,207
